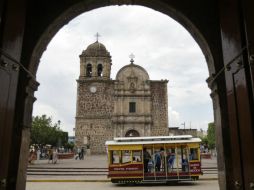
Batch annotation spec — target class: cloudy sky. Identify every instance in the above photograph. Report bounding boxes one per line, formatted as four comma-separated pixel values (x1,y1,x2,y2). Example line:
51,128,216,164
33,5,213,136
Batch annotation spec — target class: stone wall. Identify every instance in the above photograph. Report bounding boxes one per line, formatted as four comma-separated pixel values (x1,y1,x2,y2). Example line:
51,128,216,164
76,73,169,154
75,118,113,153
150,81,169,136
168,128,198,137
76,80,114,117
75,80,114,154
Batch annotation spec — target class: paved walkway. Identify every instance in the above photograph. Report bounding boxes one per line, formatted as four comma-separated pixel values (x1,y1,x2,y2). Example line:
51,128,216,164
28,155,108,168
26,181,220,190
27,155,218,181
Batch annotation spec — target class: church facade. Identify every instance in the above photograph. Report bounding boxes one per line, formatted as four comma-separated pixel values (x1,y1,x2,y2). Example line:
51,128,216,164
75,40,168,154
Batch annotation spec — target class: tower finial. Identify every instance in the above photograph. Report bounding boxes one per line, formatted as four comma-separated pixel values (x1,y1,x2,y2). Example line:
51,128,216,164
95,32,101,42
129,53,135,64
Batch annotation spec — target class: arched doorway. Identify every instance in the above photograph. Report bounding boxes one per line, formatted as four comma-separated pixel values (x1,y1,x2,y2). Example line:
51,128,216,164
125,130,140,137
1,1,254,190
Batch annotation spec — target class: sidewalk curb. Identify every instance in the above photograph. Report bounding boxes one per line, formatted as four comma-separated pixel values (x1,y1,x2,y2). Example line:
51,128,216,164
27,178,218,182
199,178,218,181
27,179,110,182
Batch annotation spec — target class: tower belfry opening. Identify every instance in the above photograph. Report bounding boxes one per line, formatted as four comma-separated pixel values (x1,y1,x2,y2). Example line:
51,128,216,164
86,64,92,77
97,64,103,77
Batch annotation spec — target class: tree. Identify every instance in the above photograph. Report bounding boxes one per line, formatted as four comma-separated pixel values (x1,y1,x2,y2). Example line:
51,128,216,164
65,142,75,150
207,122,216,149
31,115,68,147
201,136,208,145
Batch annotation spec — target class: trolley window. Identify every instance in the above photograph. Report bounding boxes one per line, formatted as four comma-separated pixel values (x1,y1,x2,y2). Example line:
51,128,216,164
122,150,131,163
189,148,199,160
111,150,121,164
132,150,142,162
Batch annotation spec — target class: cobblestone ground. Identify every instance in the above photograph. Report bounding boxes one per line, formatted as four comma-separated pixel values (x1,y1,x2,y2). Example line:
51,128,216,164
26,181,219,190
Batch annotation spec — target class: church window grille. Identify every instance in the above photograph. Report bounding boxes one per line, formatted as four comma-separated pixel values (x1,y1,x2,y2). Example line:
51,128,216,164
86,64,92,77
129,102,136,113
97,64,103,77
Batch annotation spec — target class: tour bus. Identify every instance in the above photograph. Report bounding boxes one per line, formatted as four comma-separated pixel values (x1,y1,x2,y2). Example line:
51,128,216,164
105,135,202,183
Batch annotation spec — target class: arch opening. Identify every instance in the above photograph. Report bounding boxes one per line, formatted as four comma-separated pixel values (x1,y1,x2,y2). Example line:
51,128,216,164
27,2,222,189
30,2,215,77
125,129,140,137
86,64,92,77
97,64,103,77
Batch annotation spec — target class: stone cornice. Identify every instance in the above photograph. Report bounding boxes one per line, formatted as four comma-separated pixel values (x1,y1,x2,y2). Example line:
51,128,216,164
149,80,168,83
112,120,153,124
76,115,111,119
77,79,115,84
112,114,152,117
112,114,152,124
114,94,151,97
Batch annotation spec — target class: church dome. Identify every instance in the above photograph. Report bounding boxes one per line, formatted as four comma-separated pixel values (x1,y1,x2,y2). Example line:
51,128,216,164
116,63,150,81
81,41,110,57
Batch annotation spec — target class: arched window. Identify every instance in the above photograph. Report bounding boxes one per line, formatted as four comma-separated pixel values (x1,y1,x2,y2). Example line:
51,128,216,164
97,64,103,77
125,129,140,137
86,64,92,77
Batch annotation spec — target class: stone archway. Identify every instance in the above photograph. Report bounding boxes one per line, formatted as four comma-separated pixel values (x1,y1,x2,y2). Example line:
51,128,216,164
125,129,140,137
5,2,221,190
25,2,224,188
28,1,216,77
1,1,254,190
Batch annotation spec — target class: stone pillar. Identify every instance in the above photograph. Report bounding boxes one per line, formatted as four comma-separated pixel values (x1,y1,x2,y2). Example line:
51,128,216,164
92,62,97,77
103,60,111,79
207,76,227,190
80,58,85,77
103,63,108,78
16,78,38,190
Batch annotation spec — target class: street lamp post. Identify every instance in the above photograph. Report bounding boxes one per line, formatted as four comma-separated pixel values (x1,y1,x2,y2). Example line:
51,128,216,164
181,122,185,130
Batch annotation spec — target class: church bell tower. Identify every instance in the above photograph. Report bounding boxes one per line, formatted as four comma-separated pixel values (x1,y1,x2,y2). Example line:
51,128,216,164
75,34,114,154
79,34,112,80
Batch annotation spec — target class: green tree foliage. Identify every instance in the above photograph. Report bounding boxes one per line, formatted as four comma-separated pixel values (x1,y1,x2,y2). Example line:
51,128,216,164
65,142,75,150
31,115,68,147
207,122,216,149
201,136,208,145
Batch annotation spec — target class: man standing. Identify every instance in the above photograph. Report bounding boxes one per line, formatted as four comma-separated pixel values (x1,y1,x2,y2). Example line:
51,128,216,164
155,148,164,172
81,147,85,160
143,148,151,172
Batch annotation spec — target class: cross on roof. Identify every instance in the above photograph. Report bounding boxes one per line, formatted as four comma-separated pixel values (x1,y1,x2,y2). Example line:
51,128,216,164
129,53,135,64
95,32,100,42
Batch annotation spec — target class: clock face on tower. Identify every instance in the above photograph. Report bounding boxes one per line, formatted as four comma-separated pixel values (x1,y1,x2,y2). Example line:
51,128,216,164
90,86,97,93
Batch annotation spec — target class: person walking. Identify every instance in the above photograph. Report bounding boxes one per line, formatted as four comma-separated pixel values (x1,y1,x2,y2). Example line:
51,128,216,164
52,148,58,164
48,148,53,163
81,147,85,160
36,148,41,161
75,147,81,160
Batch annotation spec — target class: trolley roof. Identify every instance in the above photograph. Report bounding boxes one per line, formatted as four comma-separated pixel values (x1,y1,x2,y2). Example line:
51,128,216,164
105,135,201,146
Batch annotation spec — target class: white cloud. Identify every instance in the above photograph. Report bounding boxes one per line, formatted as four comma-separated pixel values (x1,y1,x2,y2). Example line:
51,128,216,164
168,107,180,127
34,6,213,135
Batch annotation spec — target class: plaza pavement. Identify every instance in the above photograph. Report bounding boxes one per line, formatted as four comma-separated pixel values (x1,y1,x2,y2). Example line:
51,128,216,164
26,181,220,190
26,155,218,182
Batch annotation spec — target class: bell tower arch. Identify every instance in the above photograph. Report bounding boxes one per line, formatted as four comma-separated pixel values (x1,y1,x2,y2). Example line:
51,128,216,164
79,37,112,80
